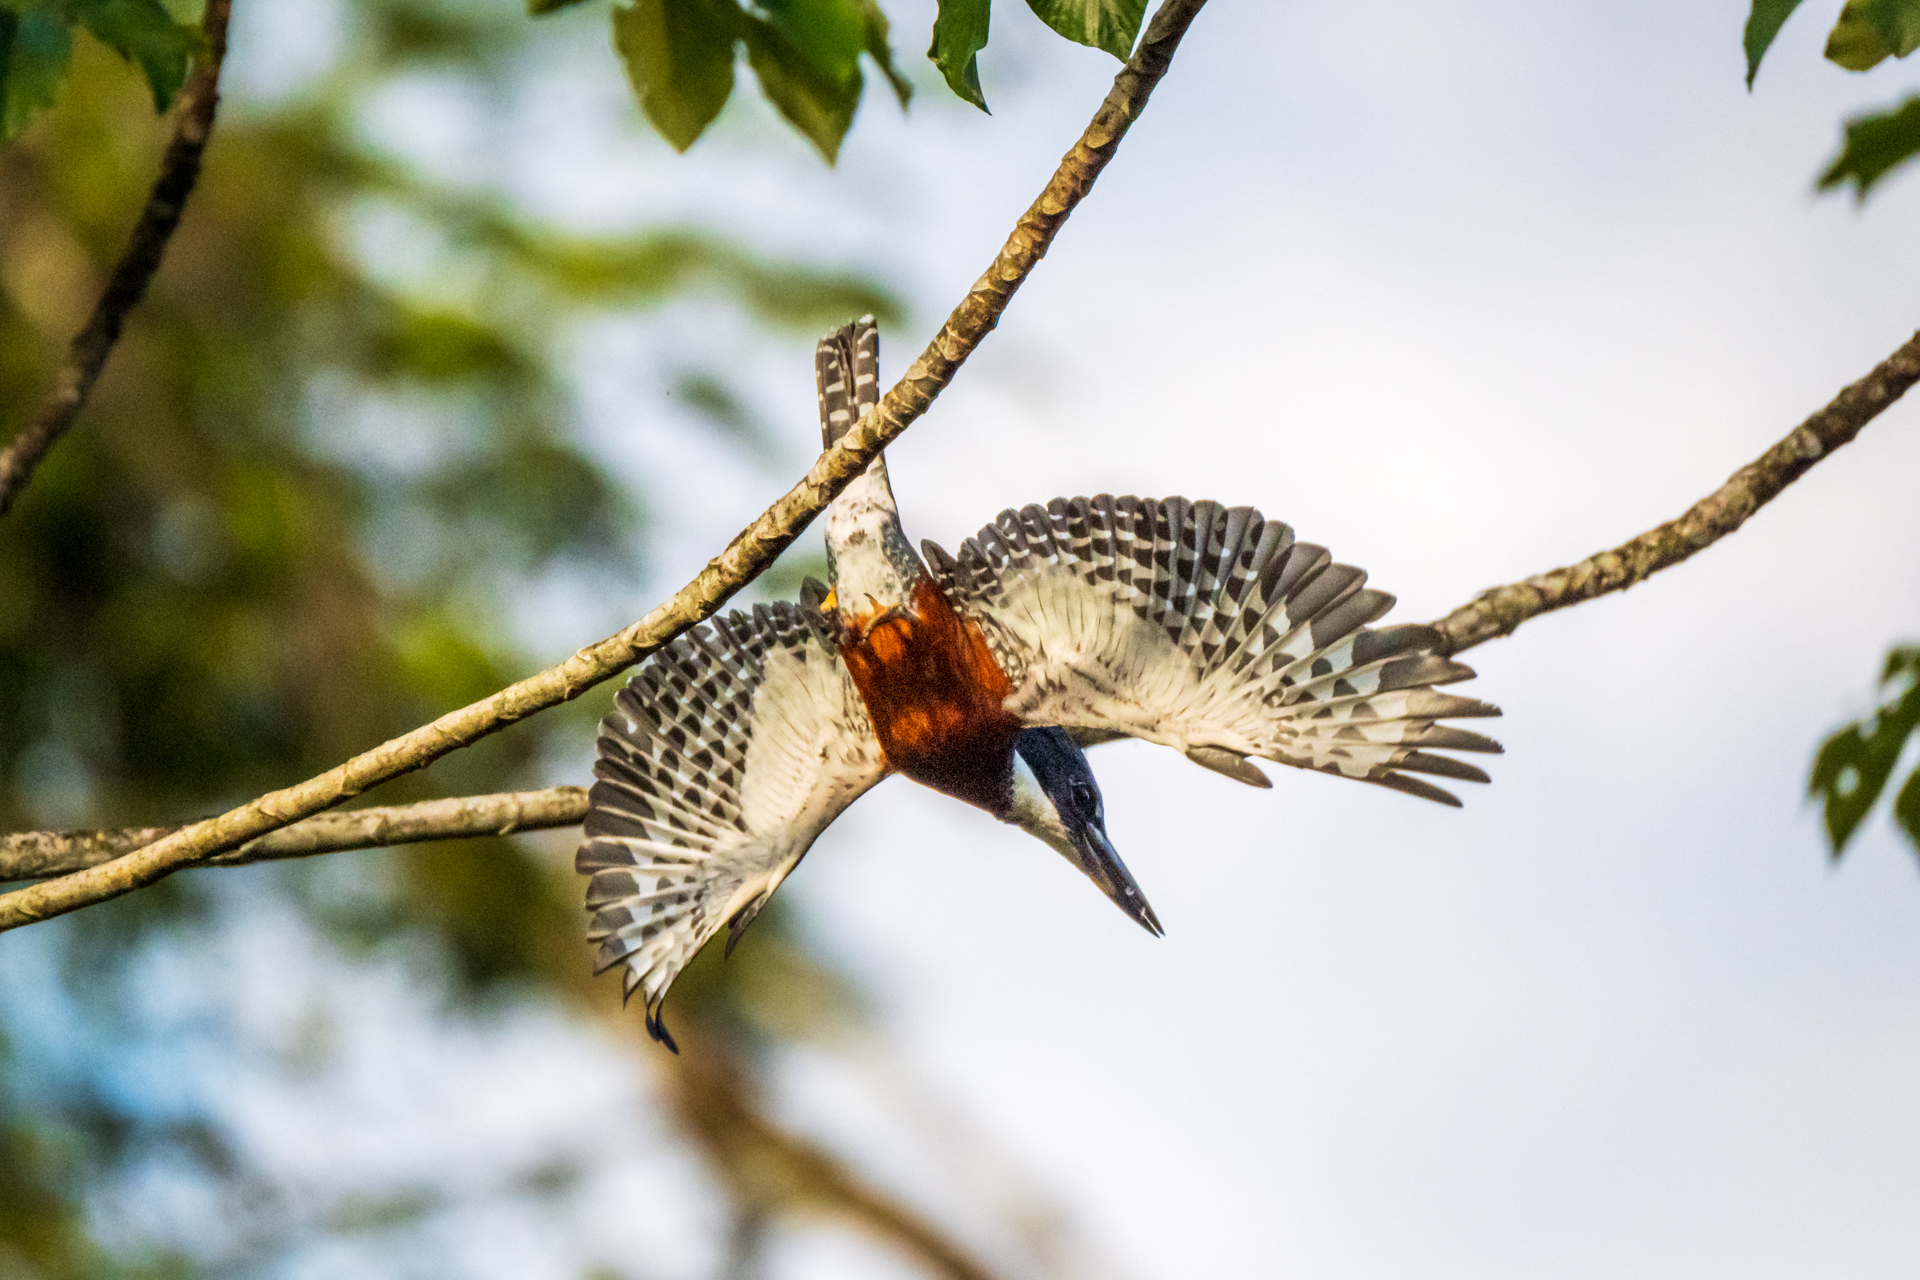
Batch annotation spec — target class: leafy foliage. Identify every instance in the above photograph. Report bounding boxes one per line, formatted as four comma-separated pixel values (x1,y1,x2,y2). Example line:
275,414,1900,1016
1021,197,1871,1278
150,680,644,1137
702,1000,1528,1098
0,5,73,140
928,0,989,109
0,2,901,1267
1023,0,1145,61
856,0,913,106
0,0,196,142
1743,0,1806,86
601,0,910,160
1744,0,1920,198
66,0,196,109
1817,93,1920,197
1743,0,1920,78
1823,0,1920,70
612,0,737,152
736,0,872,162
547,0,1145,153
1809,646,1920,859
926,0,1143,111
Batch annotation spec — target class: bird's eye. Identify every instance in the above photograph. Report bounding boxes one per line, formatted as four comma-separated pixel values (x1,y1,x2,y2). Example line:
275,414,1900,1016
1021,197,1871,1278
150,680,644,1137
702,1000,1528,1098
1071,782,1097,810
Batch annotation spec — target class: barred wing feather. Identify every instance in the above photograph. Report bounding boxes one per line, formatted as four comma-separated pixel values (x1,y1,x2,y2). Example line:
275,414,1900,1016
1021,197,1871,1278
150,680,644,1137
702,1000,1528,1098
925,497,1501,806
577,602,885,1049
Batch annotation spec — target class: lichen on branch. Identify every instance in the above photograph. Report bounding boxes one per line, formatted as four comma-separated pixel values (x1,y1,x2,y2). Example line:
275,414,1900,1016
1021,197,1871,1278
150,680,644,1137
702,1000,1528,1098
1432,330,1920,655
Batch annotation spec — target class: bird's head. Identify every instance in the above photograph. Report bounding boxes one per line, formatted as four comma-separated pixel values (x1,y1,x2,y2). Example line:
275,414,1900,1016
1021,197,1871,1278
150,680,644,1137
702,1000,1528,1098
1006,727,1162,937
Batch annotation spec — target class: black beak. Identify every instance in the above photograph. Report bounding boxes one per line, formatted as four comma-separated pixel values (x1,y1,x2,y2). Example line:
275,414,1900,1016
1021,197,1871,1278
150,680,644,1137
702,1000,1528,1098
1072,821,1163,937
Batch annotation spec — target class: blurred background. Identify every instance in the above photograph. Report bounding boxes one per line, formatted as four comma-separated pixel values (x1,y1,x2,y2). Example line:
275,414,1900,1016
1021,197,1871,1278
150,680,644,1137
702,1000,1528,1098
4,0,1920,1276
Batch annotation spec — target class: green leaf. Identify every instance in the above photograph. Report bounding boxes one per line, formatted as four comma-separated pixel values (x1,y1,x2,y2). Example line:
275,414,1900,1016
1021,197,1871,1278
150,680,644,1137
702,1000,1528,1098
1885,645,1920,685
859,0,910,108
1023,0,1147,61
928,0,987,111
1893,767,1920,852
1744,0,1807,86
1817,93,1920,199
1809,725,1884,852
753,0,866,84
611,0,738,153
1828,0,1893,68
528,0,596,13
1822,0,1920,70
1810,646,1920,855
739,0,867,162
741,23,857,162
69,0,195,111
1866,0,1920,55
0,3,71,142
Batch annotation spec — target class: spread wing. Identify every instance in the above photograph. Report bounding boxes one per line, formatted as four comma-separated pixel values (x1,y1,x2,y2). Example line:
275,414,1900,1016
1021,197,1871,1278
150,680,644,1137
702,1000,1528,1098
924,497,1501,806
577,601,886,1049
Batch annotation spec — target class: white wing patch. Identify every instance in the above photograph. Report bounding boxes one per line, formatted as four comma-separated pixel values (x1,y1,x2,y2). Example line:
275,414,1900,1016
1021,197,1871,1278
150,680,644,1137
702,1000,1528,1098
926,496,1502,806
577,602,885,1049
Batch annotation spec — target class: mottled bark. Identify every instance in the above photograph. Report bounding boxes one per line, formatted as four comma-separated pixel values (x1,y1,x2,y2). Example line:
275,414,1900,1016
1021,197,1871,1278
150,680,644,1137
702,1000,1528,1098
5,313,1914,898
1432,330,1920,655
6,319,1915,902
0,0,1212,931
0,788,588,882
0,0,233,516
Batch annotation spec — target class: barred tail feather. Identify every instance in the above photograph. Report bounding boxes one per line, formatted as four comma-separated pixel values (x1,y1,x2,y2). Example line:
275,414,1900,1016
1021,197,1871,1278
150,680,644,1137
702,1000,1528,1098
815,314,879,447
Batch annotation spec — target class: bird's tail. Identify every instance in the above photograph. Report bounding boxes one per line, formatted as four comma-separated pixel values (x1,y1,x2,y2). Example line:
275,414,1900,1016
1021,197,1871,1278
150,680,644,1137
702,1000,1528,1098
816,315,880,447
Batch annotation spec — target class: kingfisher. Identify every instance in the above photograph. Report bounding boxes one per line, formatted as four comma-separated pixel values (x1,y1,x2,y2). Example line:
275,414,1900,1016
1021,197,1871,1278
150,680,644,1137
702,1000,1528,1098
578,317,1501,1048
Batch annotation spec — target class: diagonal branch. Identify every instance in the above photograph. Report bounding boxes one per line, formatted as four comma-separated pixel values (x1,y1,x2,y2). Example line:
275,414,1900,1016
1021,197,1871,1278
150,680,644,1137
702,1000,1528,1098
0,0,1212,932
1432,330,1920,655
0,0,234,517
7,317,1917,888
8,318,1917,889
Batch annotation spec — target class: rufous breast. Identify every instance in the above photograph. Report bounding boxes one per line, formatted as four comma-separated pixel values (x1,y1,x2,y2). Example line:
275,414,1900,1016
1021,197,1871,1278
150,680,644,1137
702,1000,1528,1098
834,576,1022,815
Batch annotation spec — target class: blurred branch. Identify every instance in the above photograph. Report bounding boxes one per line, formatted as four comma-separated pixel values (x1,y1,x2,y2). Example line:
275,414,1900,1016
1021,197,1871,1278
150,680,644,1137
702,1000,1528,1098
666,1047,1002,1280
0,0,233,518
0,788,588,882
0,0,1211,931
1433,329,1920,655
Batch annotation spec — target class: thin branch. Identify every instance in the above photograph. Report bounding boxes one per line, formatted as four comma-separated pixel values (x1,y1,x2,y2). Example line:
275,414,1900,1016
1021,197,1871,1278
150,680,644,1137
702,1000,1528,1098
8,315,1914,893
0,0,1211,932
8,293,1913,891
0,788,588,882
0,0,234,517
1432,330,1920,654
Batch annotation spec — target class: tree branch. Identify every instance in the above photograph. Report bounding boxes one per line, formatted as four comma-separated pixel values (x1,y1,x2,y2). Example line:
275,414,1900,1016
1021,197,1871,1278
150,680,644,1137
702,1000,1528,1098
0,0,1212,932
0,0,233,517
8,314,1915,895
0,788,588,882
1432,330,1920,654
8,299,1914,892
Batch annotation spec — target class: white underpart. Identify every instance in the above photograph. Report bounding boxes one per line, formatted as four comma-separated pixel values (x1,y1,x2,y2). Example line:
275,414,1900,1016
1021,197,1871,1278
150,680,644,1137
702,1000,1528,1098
1006,751,1076,862
825,454,922,615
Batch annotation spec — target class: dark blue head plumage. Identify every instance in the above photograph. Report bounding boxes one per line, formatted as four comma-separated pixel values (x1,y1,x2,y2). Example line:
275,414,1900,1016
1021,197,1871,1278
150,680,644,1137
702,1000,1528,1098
1010,727,1162,937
